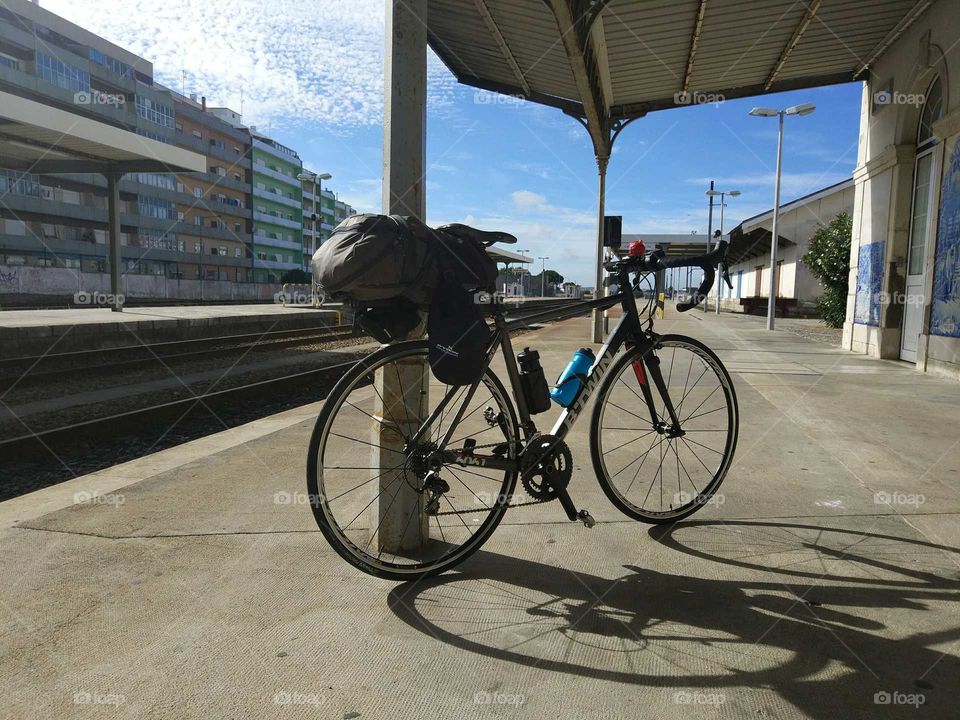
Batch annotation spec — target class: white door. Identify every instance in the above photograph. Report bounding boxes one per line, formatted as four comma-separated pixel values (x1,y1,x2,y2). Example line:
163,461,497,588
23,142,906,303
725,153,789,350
900,150,935,362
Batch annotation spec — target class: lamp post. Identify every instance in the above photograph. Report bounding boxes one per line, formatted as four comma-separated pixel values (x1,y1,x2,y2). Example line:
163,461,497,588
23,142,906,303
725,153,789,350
297,171,332,270
538,256,549,297
748,103,815,330
705,188,740,314
518,249,529,296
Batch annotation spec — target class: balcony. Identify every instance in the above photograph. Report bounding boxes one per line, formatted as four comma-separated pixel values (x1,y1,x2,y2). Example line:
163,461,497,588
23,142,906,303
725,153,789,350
252,161,300,188
176,133,250,167
252,137,300,165
201,172,249,193
253,185,301,210
253,211,301,231
252,258,301,271
253,234,302,251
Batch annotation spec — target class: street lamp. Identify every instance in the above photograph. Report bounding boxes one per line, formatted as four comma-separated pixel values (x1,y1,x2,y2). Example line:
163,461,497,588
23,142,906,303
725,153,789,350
749,103,815,330
705,188,740,314
297,170,332,271
538,256,550,297
517,249,529,296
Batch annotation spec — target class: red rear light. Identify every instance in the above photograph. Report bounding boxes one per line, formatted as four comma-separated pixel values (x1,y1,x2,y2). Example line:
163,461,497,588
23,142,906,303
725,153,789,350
628,240,646,257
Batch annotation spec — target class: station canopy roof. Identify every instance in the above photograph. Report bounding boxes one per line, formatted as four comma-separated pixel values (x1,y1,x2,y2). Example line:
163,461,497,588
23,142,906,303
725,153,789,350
428,0,929,149
0,90,206,175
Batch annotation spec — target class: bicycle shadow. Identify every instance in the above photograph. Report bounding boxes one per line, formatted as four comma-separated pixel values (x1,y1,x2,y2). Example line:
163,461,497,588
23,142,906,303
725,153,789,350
387,520,960,719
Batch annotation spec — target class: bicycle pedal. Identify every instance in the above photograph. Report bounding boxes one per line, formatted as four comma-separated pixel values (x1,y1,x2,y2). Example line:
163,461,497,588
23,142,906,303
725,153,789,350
577,510,596,528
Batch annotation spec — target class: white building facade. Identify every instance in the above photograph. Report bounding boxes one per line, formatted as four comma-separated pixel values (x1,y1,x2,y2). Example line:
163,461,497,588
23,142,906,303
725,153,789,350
723,180,855,314
842,0,960,378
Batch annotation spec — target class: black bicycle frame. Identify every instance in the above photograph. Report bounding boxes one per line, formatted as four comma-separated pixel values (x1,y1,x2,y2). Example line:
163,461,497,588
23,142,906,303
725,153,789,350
408,280,682,485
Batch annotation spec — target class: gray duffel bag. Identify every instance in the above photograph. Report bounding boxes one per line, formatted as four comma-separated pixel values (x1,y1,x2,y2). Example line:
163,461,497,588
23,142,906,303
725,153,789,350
311,214,442,306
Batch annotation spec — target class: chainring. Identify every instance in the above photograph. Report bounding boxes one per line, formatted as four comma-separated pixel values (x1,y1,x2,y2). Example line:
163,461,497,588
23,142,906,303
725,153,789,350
520,434,573,501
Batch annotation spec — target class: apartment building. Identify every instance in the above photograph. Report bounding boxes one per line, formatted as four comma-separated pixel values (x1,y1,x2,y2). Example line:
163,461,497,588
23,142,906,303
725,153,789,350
250,132,302,283
0,0,254,284
169,91,253,282
0,0,358,297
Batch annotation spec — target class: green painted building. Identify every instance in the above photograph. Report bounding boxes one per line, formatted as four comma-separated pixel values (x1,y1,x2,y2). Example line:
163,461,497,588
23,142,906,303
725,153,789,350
250,132,303,283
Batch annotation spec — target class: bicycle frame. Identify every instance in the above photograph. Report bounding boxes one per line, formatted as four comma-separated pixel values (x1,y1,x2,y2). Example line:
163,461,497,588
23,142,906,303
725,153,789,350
407,277,683,482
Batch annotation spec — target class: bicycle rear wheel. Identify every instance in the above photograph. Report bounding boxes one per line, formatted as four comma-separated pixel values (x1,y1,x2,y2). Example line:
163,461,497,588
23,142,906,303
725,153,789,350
307,341,519,580
590,335,738,523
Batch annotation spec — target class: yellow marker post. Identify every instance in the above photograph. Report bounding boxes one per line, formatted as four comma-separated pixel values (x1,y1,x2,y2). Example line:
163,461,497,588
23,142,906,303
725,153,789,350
657,292,665,319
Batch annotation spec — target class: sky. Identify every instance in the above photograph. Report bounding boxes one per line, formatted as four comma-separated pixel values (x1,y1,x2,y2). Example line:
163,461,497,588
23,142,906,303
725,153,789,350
43,0,864,286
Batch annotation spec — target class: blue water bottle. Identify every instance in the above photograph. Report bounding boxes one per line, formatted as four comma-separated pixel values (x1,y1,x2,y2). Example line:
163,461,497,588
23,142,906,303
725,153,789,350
550,348,596,407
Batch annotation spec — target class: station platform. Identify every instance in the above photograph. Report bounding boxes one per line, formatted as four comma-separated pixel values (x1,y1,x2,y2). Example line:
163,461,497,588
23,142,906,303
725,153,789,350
2,311,959,719
0,303,342,357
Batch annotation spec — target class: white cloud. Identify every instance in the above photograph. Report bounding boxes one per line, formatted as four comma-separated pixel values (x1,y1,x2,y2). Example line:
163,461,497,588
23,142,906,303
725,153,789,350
42,0,459,130
511,190,549,212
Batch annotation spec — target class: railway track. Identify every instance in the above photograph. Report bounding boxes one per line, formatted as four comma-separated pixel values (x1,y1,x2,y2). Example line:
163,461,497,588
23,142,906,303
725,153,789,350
0,323,357,389
0,298,585,499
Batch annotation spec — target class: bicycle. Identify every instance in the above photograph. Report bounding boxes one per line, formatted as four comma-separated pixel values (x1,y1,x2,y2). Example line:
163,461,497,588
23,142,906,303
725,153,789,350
307,238,739,579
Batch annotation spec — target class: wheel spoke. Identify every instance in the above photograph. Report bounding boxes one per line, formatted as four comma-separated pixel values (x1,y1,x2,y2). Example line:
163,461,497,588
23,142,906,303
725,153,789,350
598,340,734,520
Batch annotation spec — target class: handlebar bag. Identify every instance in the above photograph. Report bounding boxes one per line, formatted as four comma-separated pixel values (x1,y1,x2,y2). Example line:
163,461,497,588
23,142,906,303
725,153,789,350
311,214,441,305
427,280,492,386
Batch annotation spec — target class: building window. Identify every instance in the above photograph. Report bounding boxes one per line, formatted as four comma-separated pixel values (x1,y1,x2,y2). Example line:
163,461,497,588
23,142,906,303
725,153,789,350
194,215,204,226
193,187,202,199
135,96,175,129
37,53,90,93
135,173,176,190
88,48,132,78
138,195,176,219
0,53,19,71
0,170,40,197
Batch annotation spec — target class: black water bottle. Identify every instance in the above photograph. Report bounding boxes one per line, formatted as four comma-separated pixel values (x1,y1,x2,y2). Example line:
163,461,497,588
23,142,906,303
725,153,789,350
517,348,551,414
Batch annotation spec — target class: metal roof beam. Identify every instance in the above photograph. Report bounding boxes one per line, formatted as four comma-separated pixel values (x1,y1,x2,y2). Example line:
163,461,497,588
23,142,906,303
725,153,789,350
682,0,709,93
764,0,821,90
547,0,610,156
610,70,854,119
855,0,932,78
473,0,531,96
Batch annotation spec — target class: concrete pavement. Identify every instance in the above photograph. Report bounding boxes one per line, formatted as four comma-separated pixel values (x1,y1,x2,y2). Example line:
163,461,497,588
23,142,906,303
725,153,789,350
2,309,959,719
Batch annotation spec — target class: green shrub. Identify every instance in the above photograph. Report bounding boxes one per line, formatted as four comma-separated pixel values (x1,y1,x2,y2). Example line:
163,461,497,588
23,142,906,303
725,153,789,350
802,213,852,328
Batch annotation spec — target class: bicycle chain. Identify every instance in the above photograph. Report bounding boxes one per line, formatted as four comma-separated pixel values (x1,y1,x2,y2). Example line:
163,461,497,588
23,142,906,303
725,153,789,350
427,440,552,516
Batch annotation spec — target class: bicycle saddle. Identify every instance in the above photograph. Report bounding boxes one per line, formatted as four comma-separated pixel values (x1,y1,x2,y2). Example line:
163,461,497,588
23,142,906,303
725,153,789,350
437,223,518,246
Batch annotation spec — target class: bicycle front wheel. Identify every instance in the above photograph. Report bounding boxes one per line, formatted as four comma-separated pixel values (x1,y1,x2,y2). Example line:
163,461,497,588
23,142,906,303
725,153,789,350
307,341,519,580
590,334,738,523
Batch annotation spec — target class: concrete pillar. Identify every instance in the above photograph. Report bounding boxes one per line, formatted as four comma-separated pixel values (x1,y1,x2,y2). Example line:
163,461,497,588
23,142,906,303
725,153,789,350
382,0,426,218
591,155,609,343
106,172,122,312
373,0,429,555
